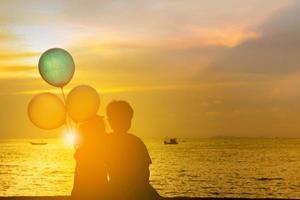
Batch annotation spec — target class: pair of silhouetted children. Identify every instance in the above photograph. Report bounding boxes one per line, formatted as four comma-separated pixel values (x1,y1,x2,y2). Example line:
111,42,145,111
71,100,161,200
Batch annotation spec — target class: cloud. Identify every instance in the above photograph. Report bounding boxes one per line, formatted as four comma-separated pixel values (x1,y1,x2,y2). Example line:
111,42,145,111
0,66,35,72
56,0,292,48
0,52,39,59
0,51,39,80
0,31,17,41
208,0,300,74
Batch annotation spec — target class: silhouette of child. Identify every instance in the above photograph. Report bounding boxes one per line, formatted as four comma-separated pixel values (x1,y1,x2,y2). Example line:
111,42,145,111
71,115,108,200
105,100,161,200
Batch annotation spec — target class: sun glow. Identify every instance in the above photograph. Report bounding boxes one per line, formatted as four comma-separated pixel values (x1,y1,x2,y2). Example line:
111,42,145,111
64,131,77,146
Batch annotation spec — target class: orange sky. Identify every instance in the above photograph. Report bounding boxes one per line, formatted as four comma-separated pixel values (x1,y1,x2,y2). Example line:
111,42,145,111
1,0,300,138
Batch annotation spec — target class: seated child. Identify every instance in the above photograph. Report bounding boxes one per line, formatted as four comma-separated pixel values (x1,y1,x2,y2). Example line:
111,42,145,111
71,115,108,200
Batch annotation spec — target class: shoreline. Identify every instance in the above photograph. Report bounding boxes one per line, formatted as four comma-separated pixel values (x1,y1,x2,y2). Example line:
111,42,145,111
0,197,298,200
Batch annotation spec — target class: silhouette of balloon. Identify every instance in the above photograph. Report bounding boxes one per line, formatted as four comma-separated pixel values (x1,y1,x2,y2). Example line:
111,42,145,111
66,85,100,123
39,48,75,87
28,93,66,130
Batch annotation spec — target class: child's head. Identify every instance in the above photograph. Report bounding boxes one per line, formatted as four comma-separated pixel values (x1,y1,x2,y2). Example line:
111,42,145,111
106,100,134,133
77,115,106,146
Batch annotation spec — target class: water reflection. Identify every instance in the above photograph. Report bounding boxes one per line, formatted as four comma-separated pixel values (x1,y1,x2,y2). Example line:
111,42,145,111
1,138,300,198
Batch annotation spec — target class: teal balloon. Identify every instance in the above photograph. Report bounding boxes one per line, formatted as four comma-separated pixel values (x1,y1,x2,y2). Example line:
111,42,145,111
39,48,75,87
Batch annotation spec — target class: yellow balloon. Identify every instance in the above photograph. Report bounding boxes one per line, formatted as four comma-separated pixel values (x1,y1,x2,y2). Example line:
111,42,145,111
66,85,100,123
28,93,66,130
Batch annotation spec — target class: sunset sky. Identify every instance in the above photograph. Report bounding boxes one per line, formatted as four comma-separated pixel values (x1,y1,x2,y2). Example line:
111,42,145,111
1,0,300,138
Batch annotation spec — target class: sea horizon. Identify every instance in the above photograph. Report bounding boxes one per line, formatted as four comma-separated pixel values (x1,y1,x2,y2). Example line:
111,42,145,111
4,136,300,140
2,138,300,198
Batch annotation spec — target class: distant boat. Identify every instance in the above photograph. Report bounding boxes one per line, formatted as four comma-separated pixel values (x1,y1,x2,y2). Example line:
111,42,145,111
164,138,178,145
30,142,48,145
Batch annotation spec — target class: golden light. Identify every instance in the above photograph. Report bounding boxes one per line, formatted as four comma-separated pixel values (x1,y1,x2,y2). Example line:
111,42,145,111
64,130,77,146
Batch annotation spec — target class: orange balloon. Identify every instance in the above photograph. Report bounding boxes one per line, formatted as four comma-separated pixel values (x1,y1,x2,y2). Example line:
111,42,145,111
66,85,100,123
28,93,66,130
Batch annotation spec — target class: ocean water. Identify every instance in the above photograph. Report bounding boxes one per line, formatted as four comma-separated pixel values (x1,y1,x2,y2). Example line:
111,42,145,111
1,138,300,198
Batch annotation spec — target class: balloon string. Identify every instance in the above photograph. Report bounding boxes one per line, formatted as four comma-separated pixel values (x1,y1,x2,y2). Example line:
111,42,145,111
61,87,73,128
60,87,76,147
61,87,67,103
60,87,70,129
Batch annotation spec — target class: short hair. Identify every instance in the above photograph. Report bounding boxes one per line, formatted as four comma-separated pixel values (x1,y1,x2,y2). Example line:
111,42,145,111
106,100,134,120
78,115,105,135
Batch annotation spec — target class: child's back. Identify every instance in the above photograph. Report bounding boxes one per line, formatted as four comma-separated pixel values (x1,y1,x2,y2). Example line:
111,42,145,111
71,115,108,200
